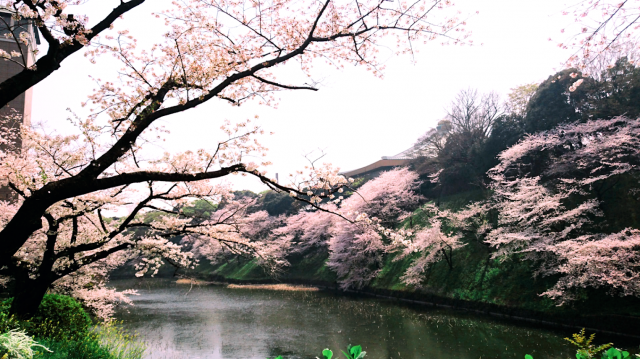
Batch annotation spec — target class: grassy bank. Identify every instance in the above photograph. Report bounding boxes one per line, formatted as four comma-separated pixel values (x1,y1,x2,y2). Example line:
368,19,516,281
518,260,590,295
0,295,144,359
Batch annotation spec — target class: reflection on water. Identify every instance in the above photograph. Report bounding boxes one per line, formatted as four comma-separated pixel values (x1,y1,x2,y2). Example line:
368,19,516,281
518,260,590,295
113,279,572,359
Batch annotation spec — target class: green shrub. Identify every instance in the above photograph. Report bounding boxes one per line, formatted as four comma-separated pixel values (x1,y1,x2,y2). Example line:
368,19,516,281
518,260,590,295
0,312,22,336
34,324,145,359
0,295,144,359
0,295,91,340
36,334,115,359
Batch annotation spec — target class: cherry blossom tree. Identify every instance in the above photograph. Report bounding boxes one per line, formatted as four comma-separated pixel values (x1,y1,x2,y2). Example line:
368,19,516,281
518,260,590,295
0,0,472,108
186,206,292,277
272,204,336,254
0,0,471,318
0,0,470,267
280,168,424,289
0,116,349,318
394,216,462,287
486,116,640,302
390,201,490,288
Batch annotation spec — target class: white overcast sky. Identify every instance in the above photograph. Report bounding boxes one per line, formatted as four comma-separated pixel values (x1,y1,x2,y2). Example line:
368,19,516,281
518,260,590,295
31,0,578,192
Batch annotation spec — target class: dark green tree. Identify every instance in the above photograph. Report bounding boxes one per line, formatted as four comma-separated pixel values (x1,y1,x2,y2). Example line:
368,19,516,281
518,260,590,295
587,57,640,121
524,69,594,133
254,190,300,216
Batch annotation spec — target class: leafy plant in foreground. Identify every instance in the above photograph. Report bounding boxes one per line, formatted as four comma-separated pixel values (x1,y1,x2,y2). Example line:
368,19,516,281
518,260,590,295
0,329,51,359
268,344,366,359
566,328,613,359
341,344,366,359
525,329,639,359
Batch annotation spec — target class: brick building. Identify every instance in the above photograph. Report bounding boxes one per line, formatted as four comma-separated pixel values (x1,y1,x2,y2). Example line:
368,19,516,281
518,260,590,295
0,9,39,200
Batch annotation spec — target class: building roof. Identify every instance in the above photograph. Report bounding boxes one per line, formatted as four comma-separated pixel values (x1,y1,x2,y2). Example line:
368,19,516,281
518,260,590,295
340,147,414,178
381,147,414,160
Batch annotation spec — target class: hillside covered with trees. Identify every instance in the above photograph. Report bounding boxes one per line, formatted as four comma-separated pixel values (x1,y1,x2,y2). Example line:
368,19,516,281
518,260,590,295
166,58,640,321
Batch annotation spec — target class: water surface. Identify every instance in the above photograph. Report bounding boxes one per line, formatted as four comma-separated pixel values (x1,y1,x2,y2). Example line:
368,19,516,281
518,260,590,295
113,279,572,359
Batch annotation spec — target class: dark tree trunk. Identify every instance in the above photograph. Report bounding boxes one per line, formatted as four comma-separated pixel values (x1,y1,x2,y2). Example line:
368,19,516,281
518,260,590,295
0,197,50,268
476,254,492,291
9,272,51,319
441,247,453,271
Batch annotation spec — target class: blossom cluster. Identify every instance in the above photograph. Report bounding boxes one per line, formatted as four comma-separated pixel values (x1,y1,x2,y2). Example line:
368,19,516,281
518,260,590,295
486,116,640,301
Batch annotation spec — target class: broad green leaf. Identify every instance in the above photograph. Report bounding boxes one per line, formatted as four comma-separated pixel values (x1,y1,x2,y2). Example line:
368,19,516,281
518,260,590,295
622,351,630,359
322,349,333,359
350,345,362,358
606,348,622,359
525,355,534,359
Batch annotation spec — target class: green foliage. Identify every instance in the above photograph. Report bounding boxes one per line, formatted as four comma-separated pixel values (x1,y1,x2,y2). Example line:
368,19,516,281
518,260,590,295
0,330,51,359
35,335,113,359
210,258,267,280
585,57,640,121
350,177,366,189
0,295,91,340
180,199,218,219
524,68,590,134
479,114,524,173
0,295,144,359
32,324,144,359
341,344,366,359
142,211,168,224
526,329,639,359
143,199,219,224
565,329,613,359
272,338,632,359
270,345,365,359
254,190,298,216
0,313,22,338
601,348,632,359
35,327,144,359
90,323,145,359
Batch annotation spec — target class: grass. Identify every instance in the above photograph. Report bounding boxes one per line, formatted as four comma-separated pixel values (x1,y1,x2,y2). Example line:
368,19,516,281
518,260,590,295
1,295,145,359
28,322,145,359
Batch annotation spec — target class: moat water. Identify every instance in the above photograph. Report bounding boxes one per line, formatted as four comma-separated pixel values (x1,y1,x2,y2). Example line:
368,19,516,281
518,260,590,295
113,279,574,359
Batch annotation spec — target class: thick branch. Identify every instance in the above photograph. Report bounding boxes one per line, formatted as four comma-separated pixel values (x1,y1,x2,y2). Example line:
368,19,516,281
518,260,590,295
54,243,131,280
0,0,146,108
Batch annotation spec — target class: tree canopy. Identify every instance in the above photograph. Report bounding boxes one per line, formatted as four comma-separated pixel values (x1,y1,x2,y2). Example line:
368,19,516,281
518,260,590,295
0,0,469,318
